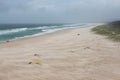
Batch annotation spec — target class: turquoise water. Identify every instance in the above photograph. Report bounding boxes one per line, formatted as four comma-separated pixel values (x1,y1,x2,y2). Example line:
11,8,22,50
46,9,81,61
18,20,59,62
0,24,85,42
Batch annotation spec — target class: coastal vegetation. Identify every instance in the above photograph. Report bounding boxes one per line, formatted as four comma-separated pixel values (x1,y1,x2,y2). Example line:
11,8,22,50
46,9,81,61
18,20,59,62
92,21,120,41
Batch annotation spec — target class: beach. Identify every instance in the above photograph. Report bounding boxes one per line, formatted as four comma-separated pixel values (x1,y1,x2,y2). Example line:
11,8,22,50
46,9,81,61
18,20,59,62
0,25,120,80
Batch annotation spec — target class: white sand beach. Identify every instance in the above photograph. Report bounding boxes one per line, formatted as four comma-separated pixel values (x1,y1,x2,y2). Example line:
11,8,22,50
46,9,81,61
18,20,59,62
0,25,120,80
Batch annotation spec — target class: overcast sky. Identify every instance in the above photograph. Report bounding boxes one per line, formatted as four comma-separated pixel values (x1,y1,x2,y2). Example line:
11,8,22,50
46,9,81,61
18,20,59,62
0,0,120,23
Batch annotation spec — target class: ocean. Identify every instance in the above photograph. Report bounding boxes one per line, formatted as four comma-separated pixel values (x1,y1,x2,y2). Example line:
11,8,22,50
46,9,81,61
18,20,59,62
0,23,89,42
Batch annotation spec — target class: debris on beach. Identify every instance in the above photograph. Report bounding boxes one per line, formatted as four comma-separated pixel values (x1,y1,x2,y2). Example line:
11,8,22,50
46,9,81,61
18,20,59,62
84,47,90,49
28,59,41,65
28,54,41,65
28,62,32,64
32,59,41,64
70,51,75,53
77,34,80,36
6,40,10,43
34,54,39,56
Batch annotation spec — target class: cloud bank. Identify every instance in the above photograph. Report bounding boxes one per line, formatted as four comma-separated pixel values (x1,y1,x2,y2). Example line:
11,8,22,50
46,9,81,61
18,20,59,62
0,0,120,23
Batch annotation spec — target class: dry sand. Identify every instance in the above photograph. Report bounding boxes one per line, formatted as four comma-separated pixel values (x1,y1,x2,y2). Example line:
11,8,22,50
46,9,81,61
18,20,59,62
0,25,120,80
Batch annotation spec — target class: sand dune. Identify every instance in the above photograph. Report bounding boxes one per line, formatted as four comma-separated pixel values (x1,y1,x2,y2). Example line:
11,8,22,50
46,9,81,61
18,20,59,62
0,26,120,80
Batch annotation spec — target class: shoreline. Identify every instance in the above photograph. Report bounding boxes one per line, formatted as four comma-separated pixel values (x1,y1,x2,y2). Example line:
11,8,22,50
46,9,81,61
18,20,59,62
0,23,99,45
0,24,120,80
0,24,97,45
0,27,70,44
0,28,77,46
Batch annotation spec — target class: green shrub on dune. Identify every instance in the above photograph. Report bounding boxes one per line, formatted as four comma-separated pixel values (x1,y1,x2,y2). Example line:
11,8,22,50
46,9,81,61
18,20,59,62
92,21,120,41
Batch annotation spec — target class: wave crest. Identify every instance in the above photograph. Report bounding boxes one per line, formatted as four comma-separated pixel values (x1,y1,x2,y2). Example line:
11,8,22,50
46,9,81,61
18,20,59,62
0,28,27,35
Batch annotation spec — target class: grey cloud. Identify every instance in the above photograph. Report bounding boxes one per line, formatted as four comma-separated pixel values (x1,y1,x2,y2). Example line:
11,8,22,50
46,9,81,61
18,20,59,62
0,0,120,23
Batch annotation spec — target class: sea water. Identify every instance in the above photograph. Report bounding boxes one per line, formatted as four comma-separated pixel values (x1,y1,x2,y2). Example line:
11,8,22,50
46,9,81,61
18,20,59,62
0,23,88,42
